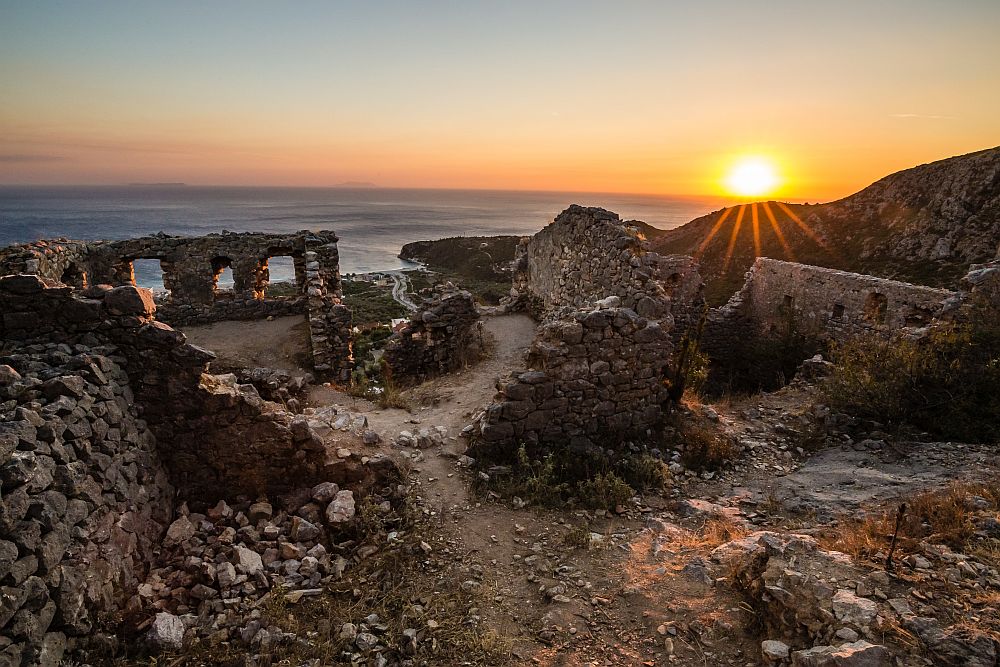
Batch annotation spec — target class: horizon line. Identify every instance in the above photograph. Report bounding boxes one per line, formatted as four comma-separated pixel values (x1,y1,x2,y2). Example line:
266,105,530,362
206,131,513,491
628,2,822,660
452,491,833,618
0,182,827,205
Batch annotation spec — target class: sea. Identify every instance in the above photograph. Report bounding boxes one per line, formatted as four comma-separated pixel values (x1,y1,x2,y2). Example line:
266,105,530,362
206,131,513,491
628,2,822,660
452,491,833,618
0,186,725,289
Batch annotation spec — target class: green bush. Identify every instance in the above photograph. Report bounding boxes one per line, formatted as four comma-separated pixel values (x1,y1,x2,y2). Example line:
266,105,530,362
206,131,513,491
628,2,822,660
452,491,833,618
824,301,1000,441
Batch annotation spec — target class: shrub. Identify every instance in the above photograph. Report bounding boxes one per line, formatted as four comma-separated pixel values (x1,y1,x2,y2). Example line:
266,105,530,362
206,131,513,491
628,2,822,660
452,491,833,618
824,301,1000,441
475,444,669,510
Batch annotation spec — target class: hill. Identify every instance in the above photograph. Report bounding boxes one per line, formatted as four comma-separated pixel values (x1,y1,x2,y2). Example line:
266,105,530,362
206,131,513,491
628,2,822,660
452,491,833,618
399,235,521,281
651,146,1000,303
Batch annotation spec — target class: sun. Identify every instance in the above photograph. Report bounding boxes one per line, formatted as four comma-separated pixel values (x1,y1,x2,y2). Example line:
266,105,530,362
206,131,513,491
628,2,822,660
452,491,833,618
724,157,780,197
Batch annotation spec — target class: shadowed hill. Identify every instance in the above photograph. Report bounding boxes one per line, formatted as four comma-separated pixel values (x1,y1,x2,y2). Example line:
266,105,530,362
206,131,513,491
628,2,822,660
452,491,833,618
650,146,1000,304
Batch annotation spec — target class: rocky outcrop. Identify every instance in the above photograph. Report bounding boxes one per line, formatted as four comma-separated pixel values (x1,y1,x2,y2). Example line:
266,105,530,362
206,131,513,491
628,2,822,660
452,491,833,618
383,288,480,384
717,531,1000,667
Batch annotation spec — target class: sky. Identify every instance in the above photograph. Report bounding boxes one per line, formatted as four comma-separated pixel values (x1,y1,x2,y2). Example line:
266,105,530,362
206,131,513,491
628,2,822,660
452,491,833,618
1,1,999,200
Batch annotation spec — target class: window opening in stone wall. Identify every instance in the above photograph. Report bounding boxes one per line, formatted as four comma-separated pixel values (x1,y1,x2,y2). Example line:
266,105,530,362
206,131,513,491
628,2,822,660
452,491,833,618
59,263,87,289
831,303,845,319
212,256,235,293
132,258,169,300
264,255,299,298
863,292,888,324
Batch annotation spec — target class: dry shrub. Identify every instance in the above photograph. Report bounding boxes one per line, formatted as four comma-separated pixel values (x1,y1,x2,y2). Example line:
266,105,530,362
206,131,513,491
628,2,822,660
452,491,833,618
475,444,668,511
821,481,1000,561
675,418,739,471
374,380,412,410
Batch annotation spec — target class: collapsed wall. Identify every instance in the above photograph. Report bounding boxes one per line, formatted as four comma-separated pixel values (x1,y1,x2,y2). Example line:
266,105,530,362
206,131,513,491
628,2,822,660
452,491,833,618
0,275,398,663
702,258,959,357
383,288,480,384
0,231,353,382
479,205,700,454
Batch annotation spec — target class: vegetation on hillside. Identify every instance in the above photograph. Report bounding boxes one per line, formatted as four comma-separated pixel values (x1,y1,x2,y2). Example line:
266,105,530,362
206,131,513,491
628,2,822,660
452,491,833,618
400,235,520,305
342,280,409,325
823,298,1000,441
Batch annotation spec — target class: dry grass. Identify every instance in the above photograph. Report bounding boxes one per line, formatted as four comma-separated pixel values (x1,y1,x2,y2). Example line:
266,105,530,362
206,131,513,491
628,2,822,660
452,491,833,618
820,481,1000,562
374,380,413,411
701,516,751,547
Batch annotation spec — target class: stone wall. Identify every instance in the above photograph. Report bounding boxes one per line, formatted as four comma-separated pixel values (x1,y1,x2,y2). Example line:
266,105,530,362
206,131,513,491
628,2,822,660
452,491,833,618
383,289,480,384
1,347,174,665
0,275,348,502
0,231,354,382
702,258,958,357
510,205,704,326
476,302,672,454
481,205,694,453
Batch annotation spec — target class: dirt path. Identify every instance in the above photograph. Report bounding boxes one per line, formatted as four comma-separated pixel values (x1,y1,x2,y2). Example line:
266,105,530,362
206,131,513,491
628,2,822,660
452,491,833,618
305,316,762,665
180,315,312,373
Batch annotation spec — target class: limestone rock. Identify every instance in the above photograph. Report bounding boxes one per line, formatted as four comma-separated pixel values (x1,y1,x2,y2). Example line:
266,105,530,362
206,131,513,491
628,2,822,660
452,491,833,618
325,490,356,524
147,612,185,652
791,641,890,667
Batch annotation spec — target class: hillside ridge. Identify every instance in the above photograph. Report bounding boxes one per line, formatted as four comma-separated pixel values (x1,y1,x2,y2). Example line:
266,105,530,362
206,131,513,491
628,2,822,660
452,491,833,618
652,146,1000,302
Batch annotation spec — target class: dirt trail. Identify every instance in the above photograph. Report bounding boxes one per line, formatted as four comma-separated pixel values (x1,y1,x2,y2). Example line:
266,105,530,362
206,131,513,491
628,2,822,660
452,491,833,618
306,315,761,665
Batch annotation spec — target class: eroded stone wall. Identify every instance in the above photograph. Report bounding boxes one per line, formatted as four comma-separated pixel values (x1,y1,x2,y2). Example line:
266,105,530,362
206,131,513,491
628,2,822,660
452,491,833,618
481,206,693,453
510,205,703,323
702,258,958,357
0,276,350,502
477,303,672,454
383,288,480,384
0,347,174,664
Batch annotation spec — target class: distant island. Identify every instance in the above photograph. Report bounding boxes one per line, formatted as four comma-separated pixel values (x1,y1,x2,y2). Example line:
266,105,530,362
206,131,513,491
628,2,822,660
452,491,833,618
333,181,378,188
126,182,187,187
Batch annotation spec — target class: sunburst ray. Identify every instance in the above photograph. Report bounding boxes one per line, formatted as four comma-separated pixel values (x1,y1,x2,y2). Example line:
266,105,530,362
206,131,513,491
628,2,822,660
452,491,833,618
762,201,795,261
722,204,747,273
776,201,828,249
751,202,761,258
696,206,734,256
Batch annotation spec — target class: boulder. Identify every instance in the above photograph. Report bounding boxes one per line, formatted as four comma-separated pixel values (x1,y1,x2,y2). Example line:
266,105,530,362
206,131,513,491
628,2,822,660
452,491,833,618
147,612,185,652
325,490,356,524
791,641,890,667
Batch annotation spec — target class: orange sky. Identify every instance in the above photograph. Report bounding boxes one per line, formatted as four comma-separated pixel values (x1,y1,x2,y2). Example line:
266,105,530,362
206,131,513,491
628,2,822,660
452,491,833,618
2,2,999,201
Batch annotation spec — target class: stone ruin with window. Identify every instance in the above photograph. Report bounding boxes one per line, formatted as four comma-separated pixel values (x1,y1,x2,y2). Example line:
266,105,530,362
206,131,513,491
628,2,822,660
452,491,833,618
0,231,353,382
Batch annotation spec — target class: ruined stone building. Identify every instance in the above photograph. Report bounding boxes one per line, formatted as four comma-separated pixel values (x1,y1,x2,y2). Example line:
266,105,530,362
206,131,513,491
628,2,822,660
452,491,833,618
0,231,353,382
